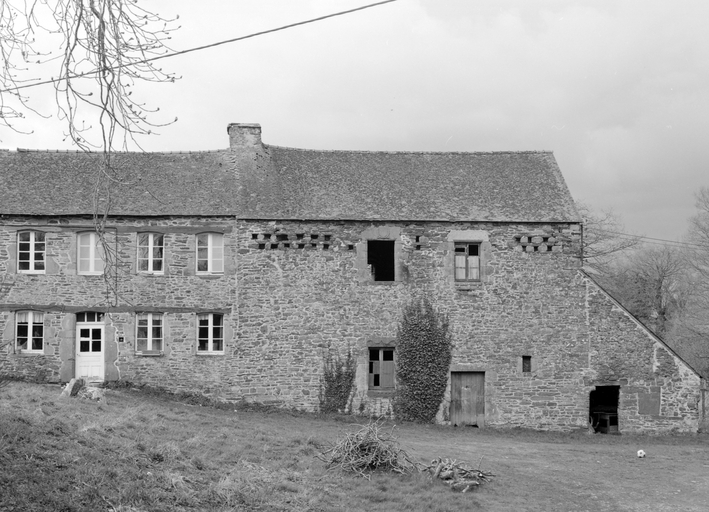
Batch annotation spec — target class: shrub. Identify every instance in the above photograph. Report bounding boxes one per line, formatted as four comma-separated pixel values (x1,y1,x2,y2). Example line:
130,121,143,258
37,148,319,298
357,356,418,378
319,348,356,414
394,297,452,422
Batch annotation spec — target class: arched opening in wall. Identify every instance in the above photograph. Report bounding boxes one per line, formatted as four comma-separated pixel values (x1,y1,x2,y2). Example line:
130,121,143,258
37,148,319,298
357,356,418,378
589,385,619,434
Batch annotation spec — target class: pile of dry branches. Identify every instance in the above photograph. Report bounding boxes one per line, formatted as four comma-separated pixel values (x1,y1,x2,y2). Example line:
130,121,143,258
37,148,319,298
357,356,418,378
318,420,419,478
425,457,494,492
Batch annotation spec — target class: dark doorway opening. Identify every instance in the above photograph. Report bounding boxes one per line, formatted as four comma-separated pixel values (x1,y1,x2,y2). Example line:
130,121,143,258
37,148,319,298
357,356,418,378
367,240,395,282
589,385,619,434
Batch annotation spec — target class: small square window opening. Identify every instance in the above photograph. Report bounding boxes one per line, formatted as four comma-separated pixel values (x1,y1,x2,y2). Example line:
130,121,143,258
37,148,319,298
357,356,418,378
522,356,532,373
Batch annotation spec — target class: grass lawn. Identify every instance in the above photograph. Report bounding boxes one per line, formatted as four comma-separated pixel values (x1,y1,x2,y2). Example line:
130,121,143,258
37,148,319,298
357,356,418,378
1,381,708,511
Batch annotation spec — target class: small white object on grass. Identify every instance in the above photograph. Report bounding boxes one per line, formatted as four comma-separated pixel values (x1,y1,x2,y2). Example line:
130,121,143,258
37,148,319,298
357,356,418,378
637,449,646,458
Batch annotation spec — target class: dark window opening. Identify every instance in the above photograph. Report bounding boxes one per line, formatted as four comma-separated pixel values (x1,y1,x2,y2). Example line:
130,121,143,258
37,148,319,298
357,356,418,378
258,243,266,250
298,243,305,249
348,244,355,251
296,233,304,240
311,234,319,240
589,386,619,434
251,233,258,239
369,348,395,390
324,234,332,241
276,234,288,241
367,240,395,282
270,243,279,250
263,233,271,239
323,244,330,250
522,356,532,373
283,243,291,248
415,245,421,250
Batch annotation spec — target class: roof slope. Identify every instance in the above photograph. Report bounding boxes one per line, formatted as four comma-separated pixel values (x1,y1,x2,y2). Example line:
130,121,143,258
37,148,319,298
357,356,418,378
259,146,580,222
0,149,234,216
0,135,580,222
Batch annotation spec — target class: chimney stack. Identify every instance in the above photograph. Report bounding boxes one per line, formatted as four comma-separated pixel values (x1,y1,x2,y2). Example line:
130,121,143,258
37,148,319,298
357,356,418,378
227,123,262,149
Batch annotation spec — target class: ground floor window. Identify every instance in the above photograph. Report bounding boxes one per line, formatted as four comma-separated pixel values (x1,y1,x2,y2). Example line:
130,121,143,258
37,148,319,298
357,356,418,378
16,311,44,352
369,347,395,390
136,313,163,353
197,313,224,353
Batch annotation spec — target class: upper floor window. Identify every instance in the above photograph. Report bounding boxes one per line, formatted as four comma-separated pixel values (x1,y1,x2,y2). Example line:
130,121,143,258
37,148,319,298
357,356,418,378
367,240,395,282
197,313,224,353
77,232,105,275
137,233,164,274
136,313,163,353
196,233,224,274
16,311,44,353
454,242,480,281
17,231,46,273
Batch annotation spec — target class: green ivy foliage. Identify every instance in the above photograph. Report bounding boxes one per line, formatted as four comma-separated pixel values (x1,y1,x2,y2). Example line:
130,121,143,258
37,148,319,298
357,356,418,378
319,348,357,414
394,297,453,422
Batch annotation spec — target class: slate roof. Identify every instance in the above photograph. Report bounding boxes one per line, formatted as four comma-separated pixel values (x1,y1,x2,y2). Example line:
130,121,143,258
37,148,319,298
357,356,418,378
0,149,234,216
0,140,581,222
260,146,580,222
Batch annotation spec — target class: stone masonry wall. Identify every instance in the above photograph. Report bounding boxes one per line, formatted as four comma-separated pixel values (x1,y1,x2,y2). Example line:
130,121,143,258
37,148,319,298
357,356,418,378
1,215,701,433
582,277,701,433
0,216,236,385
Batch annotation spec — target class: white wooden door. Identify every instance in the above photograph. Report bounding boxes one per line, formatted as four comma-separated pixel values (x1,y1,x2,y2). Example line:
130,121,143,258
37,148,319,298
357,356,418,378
76,323,105,382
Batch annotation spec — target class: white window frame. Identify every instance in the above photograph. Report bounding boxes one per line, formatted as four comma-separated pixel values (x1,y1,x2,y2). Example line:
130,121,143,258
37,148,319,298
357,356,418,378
77,232,105,275
137,233,165,274
17,231,46,274
16,311,44,353
197,313,224,354
136,313,164,353
196,233,224,274
454,242,481,282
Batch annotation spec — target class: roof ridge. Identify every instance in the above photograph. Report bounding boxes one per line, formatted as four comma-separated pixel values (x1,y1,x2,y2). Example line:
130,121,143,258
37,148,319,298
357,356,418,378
13,148,226,155
265,143,553,155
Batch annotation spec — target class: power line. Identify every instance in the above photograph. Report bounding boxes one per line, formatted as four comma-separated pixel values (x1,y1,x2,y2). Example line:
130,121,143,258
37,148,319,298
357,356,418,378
1,0,399,94
590,227,709,249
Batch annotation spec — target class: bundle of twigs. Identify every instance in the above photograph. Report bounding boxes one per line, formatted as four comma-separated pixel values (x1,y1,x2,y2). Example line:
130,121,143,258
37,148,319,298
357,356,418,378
319,419,419,479
425,457,495,492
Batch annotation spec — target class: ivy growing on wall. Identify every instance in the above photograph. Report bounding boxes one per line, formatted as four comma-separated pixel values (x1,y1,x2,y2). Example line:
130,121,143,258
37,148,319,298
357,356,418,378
394,297,453,422
319,348,357,414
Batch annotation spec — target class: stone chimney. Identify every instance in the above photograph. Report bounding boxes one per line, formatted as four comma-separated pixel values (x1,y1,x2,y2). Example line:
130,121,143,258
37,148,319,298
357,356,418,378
227,123,262,148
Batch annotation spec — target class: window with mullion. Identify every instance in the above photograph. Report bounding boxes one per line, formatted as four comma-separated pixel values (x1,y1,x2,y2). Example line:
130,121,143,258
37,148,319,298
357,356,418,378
16,311,44,352
17,231,46,273
77,232,105,275
454,243,480,281
197,313,224,353
196,233,224,274
136,313,163,352
369,348,395,390
137,233,164,273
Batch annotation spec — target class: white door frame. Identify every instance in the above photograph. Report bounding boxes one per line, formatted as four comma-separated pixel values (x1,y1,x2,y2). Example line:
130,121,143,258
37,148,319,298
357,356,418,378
75,322,105,382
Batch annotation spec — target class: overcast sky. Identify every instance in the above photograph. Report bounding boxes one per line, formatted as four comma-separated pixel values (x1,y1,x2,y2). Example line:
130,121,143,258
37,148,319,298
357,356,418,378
3,0,708,242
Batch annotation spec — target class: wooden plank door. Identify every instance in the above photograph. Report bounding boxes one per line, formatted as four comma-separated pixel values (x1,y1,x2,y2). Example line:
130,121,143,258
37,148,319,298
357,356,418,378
450,372,485,427
75,324,105,383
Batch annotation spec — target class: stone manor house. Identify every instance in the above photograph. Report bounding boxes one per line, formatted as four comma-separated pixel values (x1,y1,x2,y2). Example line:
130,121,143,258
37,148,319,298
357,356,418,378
1,123,706,433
